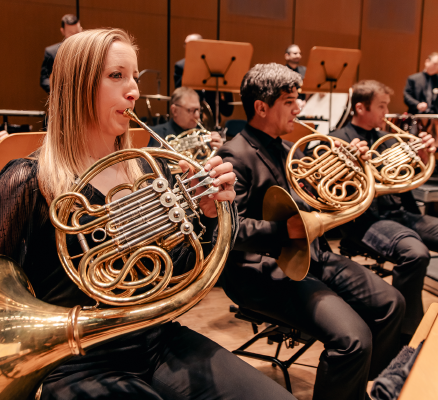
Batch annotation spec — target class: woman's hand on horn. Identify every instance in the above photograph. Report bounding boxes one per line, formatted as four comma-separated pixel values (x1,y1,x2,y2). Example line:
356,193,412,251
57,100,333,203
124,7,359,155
179,156,236,218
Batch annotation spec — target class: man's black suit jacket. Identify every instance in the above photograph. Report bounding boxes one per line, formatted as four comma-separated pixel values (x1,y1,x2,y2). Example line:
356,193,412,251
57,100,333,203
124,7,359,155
40,42,61,94
174,58,185,89
148,119,184,147
404,71,438,114
286,64,306,101
217,125,326,294
330,122,420,238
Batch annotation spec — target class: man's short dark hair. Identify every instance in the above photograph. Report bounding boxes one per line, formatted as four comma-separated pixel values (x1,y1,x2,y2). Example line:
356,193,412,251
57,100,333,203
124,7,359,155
427,52,438,60
285,44,299,54
240,63,302,121
61,14,79,28
351,80,394,114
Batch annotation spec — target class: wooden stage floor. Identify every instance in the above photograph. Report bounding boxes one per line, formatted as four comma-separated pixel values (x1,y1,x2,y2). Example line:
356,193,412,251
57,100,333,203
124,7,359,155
176,240,438,399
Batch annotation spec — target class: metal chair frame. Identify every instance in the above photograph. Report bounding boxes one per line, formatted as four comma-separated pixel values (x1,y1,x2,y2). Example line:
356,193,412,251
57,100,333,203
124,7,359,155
339,238,393,278
230,306,317,394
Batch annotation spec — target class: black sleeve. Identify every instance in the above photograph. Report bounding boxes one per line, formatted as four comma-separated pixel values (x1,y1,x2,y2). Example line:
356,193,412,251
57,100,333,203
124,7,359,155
40,49,52,94
403,77,419,110
174,63,183,89
0,159,47,264
219,149,288,258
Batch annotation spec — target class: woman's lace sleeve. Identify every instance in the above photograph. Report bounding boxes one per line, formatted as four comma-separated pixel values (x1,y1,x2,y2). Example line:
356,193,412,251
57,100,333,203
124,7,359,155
0,159,48,264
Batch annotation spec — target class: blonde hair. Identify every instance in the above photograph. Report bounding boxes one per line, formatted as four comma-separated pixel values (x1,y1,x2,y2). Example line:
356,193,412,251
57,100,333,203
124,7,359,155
38,28,143,204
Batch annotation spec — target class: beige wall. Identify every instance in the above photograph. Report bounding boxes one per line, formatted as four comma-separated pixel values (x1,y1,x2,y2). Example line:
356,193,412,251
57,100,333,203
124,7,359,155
1,0,437,131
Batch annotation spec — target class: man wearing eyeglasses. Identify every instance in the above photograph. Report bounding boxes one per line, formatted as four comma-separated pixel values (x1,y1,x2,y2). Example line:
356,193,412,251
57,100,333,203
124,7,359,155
149,87,223,149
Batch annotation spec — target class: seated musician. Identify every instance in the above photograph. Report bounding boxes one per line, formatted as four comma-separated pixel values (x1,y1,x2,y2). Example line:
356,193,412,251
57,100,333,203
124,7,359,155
285,44,306,106
150,86,223,149
404,52,438,114
331,80,437,344
0,29,296,400
217,63,405,400
40,14,82,94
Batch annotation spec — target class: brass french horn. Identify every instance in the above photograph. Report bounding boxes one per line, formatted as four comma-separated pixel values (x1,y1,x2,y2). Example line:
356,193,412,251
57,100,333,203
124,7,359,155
0,109,232,400
263,119,375,281
367,118,435,196
165,126,217,173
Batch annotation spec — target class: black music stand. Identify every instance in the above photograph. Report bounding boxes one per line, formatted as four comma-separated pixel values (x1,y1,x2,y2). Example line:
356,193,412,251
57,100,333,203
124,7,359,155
182,39,253,129
301,47,361,132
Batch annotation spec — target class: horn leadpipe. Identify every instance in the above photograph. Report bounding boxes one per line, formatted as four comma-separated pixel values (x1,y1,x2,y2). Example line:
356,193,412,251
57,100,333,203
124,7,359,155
124,108,176,151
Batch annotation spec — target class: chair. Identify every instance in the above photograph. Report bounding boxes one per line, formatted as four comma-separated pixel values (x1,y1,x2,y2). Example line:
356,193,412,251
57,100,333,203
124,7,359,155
230,305,317,393
0,132,46,170
339,237,392,278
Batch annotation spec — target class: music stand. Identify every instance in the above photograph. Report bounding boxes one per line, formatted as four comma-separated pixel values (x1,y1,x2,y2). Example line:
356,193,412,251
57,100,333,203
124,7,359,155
301,47,361,132
182,39,253,129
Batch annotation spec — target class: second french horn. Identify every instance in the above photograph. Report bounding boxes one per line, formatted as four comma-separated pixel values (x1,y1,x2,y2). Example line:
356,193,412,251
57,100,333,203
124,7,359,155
264,120,375,281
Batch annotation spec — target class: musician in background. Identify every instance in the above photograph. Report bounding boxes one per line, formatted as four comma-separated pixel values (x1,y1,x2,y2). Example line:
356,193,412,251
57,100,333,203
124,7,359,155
331,80,437,343
404,52,438,114
0,130,7,141
174,33,234,121
218,63,405,400
150,87,223,149
285,44,306,107
174,34,203,89
40,14,82,93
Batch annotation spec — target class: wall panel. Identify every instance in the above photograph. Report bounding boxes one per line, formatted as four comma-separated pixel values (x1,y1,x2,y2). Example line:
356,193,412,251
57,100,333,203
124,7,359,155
80,0,168,117
170,1,217,94
1,0,437,128
359,0,423,113
419,0,438,70
219,0,293,119
1,0,76,130
295,0,361,65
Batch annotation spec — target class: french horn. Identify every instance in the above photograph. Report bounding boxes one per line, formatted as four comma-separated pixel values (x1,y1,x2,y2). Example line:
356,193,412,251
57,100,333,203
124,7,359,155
263,119,375,281
367,118,435,196
165,127,217,173
0,109,232,400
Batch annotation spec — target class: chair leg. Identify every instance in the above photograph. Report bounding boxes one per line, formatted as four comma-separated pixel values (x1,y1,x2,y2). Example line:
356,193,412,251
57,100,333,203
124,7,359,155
233,349,293,393
285,337,317,368
234,324,278,351
272,341,282,368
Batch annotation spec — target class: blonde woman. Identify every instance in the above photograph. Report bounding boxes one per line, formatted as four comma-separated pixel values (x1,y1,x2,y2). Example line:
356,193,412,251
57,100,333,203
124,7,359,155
0,29,295,400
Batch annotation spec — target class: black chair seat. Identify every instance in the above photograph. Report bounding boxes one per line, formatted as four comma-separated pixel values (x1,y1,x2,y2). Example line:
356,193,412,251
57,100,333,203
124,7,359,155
230,305,316,394
339,237,392,278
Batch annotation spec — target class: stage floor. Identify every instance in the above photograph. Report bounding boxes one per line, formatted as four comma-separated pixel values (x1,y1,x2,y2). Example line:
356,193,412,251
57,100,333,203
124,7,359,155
176,240,438,399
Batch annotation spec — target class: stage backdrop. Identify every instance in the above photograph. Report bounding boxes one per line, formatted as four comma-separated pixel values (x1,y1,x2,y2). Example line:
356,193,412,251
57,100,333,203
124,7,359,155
1,0,437,131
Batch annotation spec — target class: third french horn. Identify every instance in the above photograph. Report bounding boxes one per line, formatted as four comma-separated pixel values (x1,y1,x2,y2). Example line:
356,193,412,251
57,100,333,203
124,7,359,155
367,118,435,196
